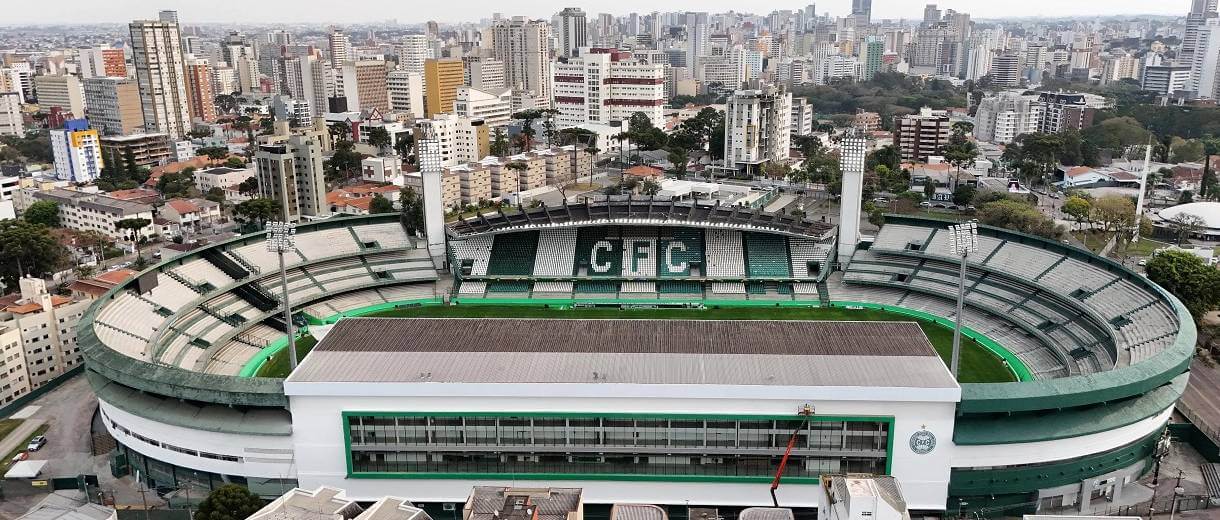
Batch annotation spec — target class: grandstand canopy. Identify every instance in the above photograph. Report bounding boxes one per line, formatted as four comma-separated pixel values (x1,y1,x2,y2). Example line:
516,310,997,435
286,318,957,389
446,200,837,239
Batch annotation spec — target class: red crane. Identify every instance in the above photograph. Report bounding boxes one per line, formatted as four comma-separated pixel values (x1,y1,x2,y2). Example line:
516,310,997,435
770,404,815,508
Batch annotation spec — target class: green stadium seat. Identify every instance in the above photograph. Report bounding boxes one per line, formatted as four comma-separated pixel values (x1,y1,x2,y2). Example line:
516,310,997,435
575,227,622,277
658,228,704,277
744,233,792,278
486,231,539,276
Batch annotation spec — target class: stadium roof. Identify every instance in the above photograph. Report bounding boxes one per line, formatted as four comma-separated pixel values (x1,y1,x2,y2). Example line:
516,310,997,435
286,318,957,389
446,199,837,239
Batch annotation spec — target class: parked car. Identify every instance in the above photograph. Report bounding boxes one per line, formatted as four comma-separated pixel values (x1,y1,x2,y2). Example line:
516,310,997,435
10,451,27,463
26,435,46,452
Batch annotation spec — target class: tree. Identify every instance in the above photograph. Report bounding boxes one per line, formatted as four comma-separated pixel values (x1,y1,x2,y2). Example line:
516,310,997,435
205,187,226,203
224,157,246,168
941,126,978,187
328,120,351,142
583,146,600,184
369,193,395,214
238,176,260,196
394,131,415,160
952,185,976,207
324,140,364,183
399,186,425,233
506,161,529,196
922,180,936,200
76,230,113,267
1166,212,1206,245
666,148,689,179
233,116,256,149
1171,138,1204,163
1062,196,1092,229
640,178,661,196
214,94,239,115
198,146,229,162
115,218,152,259
1201,136,1220,200
865,145,901,173
0,220,68,289
490,128,510,157
366,127,392,153
1092,195,1136,232
512,109,544,152
24,201,60,227
157,169,197,199
234,198,281,230
977,199,1064,239
1145,250,1220,321
194,484,265,520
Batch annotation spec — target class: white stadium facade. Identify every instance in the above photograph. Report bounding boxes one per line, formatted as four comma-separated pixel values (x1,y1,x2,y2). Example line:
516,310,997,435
80,200,1195,517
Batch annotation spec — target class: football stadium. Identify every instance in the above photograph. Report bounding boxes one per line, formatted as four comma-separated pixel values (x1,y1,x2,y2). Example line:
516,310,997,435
80,190,1195,515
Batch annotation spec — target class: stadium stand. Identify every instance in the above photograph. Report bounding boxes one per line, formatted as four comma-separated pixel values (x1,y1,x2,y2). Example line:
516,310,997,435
789,238,829,279
576,227,623,276
659,228,704,277
533,229,578,276
706,230,746,277
744,232,792,277
486,231,539,276
449,236,493,276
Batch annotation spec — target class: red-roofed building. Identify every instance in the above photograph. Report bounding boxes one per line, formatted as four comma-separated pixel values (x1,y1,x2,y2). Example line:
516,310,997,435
67,268,136,300
624,165,665,178
326,184,401,215
160,197,221,233
106,188,162,205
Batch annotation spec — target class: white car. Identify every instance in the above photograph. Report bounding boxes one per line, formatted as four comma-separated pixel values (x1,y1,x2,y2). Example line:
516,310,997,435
26,435,46,452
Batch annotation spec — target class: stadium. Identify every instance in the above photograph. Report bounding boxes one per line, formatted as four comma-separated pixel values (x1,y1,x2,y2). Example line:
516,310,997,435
79,194,1195,516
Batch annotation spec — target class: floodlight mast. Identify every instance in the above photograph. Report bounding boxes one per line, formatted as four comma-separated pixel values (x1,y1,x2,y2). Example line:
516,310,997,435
266,221,299,370
948,221,978,379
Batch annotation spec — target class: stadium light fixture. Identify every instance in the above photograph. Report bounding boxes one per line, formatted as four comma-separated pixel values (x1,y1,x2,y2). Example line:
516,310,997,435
266,221,300,370
947,221,979,379
418,139,443,174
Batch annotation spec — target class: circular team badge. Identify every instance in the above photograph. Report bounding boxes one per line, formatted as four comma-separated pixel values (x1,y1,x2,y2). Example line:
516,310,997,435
909,430,937,454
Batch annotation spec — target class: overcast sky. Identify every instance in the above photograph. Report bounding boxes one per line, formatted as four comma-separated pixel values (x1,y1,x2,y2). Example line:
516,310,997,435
7,0,1187,25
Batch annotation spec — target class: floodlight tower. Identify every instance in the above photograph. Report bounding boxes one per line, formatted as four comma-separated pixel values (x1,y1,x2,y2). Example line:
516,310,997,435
947,220,979,379
266,221,299,370
418,137,447,268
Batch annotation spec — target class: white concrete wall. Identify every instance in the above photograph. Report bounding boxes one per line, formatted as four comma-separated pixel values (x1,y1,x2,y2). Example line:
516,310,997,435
950,405,1173,469
285,387,959,509
99,398,296,479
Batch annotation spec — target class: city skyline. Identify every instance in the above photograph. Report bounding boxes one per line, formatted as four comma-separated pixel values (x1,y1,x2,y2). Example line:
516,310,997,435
7,0,1188,25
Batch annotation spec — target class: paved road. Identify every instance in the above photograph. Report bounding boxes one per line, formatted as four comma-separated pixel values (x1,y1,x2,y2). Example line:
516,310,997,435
0,375,166,518
0,418,46,463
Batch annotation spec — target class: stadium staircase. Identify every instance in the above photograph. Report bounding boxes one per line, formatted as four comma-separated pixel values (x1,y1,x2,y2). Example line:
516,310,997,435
203,250,250,279
165,270,207,294
234,284,279,313
227,251,262,275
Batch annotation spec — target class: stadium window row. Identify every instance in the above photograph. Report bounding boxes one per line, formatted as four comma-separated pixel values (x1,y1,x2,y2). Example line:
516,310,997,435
344,413,891,479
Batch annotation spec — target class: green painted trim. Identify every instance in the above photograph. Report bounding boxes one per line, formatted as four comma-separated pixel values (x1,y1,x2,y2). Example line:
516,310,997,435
949,427,1162,496
828,301,1033,382
453,297,824,307
342,411,894,483
346,472,821,484
238,298,444,377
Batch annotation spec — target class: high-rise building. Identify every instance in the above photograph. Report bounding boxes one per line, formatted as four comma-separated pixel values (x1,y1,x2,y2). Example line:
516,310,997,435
860,36,884,80
79,47,127,78
1142,64,1193,95
1190,20,1220,98
688,20,710,80
83,77,144,135
990,52,1021,88
277,55,328,117
50,119,102,183
424,58,465,116
1182,0,1219,80
397,34,432,76
922,4,942,25
723,84,793,176
0,92,22,136
337,60,390,113
32,74,86,119
1036,91,1098,133
491,17,554,109
255,119,331,222
455,86,513,127
973,91,1043,144
553,48,666,129
791,98,814,137
851,0,872,24
130,17,192,139
894,107,950,162
328,29,352,65
463,57,506,90
387,70,425,119
183,55,217,123
557,8,588,58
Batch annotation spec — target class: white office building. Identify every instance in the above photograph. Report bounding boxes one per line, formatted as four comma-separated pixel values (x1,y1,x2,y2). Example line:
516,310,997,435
387,70,425,119
553,48,665,129
454,86,512,127
723,85,793,176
